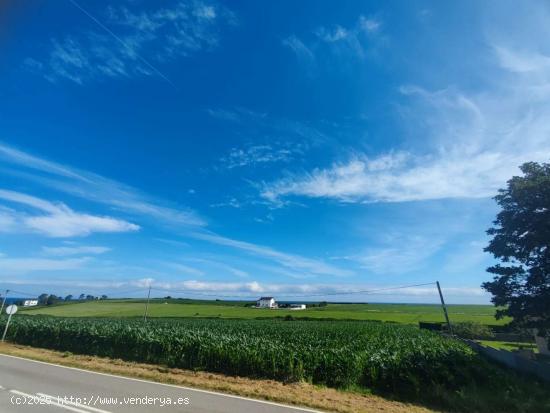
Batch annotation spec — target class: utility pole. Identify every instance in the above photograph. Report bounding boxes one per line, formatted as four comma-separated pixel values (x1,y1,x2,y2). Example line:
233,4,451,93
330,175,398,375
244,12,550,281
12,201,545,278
436,281,452,334
0,290,9,315
143,285,151,322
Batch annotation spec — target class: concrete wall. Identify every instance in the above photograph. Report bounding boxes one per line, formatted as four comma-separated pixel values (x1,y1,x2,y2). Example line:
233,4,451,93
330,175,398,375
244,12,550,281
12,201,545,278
464,339,550,382
534,335,550,356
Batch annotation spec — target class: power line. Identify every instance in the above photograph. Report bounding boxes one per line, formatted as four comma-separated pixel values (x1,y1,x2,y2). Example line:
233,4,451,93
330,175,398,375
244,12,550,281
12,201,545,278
149,282,438,300
279,282,437,298
6,289,42,298
0,282,439,302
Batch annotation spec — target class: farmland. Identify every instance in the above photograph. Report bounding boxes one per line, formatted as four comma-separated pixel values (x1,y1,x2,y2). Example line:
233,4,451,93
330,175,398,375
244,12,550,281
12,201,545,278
21,299,510,325
0,316,494,390
2,315,548,412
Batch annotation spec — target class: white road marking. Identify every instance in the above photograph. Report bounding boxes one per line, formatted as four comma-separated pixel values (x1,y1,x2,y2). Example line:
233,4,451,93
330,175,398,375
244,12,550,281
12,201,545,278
37,393,111,413
0,354,321,412
9,389,90,413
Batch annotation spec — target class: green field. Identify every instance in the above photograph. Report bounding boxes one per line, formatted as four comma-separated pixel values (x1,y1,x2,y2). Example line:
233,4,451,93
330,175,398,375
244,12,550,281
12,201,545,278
4,316,475,390
3,315,546,413
22,299,509,325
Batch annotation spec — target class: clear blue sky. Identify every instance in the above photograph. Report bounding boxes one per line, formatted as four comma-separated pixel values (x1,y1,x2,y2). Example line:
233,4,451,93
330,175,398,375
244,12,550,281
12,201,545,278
0,0,548,303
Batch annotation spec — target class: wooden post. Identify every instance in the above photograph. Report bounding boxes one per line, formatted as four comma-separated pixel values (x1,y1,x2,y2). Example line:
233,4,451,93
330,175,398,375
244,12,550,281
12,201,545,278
143,285,151,322
436,281,452,334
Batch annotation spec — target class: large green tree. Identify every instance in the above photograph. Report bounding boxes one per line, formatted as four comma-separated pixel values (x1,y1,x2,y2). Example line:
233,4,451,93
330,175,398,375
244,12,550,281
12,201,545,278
482,162,550,336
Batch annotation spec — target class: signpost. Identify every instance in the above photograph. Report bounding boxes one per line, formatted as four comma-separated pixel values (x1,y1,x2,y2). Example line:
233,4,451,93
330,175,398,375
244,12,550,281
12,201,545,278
1,304,17,342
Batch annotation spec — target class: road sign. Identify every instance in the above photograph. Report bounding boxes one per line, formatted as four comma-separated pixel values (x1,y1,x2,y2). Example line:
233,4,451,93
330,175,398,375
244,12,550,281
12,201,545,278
5,305,17,315
2,304,18,342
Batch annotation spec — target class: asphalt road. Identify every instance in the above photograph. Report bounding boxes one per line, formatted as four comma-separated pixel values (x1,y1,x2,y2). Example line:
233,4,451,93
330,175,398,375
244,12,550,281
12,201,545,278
0,354,320,413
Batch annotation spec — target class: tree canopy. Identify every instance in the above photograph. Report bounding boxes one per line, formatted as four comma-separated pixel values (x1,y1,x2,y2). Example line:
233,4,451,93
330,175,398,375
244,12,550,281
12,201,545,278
482,162,550,336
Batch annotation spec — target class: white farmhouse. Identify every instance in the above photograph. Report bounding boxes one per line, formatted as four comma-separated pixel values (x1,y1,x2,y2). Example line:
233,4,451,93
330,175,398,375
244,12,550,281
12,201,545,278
257,297,276,308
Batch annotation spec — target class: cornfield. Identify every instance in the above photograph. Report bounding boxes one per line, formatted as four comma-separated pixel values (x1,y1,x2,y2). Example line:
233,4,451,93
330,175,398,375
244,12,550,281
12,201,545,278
1,316,483,394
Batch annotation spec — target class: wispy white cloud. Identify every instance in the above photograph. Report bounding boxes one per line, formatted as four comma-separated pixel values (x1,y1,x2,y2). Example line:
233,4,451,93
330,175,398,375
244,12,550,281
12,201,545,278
0,142,352,280
209,197,243,209
284,15,384,63
0,205,18,232
252,263,316,280
0,142,205,227
341,236,444,275
206,108,243,122
358,16,381,33
0,189,139,237
207,107,329,146
42,245,111,256
0,143,87,180
317,26,350,43
260,150,529,203
493,45,550,73
0,255,89,274
182,257,249,278
261,46,550,204
190,231,353,277
208,107,331,184
24,1,236,84
220,143,303,169
217,264,249,278
440,239,492,275
153,238,190,248
282,35,315,66
162,262,205,277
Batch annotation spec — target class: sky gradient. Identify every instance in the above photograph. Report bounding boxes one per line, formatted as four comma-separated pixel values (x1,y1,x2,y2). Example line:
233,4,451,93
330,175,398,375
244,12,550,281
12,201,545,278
1,0,549,303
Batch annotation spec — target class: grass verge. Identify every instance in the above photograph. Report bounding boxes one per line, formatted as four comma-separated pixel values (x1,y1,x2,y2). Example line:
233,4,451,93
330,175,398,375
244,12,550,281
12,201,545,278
0,342,437,413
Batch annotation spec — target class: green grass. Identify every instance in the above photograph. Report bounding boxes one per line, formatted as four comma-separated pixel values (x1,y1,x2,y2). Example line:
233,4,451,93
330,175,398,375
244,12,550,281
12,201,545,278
478,340,539,353
21,299,510,325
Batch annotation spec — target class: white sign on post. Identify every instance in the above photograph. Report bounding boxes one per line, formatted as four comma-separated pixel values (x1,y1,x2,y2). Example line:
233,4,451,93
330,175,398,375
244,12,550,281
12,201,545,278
5,305,17,315
2,304,18,342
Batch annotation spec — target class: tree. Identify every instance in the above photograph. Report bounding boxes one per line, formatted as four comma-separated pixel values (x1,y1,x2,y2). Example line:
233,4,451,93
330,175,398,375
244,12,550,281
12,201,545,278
65,295,73,301
100,295,108,300
38,293,49,305
482,162,550,337
78,294,85,300
46,295,59,306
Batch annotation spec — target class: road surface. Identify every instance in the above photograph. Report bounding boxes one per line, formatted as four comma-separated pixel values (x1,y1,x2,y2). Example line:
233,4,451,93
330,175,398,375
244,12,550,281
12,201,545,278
0,354,320,413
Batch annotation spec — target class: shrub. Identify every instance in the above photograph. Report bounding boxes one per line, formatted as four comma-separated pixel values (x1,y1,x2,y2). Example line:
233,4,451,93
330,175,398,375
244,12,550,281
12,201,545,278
451,322,495,340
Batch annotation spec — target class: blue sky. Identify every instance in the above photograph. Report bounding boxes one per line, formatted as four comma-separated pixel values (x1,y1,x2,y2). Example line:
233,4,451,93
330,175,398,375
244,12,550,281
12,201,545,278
0,0,549,303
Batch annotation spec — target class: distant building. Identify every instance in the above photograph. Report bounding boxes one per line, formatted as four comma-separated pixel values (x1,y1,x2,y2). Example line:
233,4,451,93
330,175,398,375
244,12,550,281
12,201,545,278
290,304,306,310
23,300,38,307
257,297,276,308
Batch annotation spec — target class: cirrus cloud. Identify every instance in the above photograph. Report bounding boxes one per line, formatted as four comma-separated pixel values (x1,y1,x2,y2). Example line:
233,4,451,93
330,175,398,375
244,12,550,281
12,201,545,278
261,45,550,204
0,189,139,237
